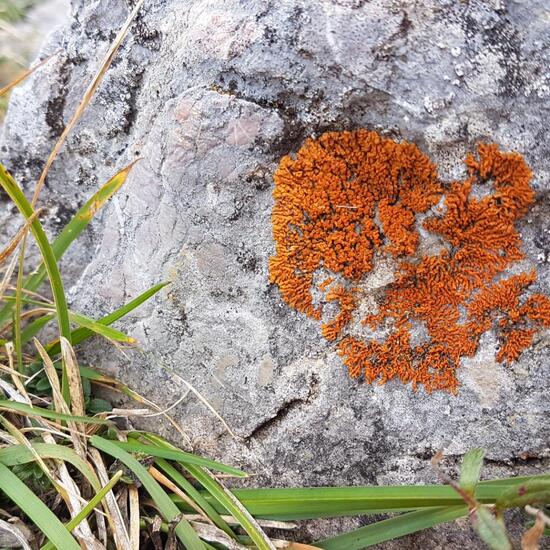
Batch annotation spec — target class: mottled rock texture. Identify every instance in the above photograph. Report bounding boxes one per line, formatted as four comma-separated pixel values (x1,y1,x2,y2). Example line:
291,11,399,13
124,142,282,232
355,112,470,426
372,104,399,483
1,0,549,546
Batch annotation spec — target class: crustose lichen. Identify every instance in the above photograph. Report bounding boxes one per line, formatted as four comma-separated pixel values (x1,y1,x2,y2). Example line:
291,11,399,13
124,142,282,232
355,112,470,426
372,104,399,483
269,129,550,394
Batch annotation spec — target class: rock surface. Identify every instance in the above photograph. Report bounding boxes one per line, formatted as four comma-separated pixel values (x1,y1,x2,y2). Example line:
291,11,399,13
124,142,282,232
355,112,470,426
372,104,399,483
1,0,549,546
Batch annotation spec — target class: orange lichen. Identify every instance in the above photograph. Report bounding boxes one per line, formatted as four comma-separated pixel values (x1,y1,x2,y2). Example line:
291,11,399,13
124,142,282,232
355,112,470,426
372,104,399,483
269,129,549,393
321,285,356,342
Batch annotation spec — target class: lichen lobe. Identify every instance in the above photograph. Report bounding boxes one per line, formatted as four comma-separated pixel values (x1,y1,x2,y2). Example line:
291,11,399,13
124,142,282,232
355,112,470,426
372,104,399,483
269,129,550,393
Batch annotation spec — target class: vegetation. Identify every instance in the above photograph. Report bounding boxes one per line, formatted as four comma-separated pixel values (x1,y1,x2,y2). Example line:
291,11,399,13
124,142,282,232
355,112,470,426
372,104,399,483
0,0,41,118
0,2,548,548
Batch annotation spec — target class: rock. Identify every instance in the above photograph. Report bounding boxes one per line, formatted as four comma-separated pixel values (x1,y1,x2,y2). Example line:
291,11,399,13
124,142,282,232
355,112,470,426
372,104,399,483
1,0,549,546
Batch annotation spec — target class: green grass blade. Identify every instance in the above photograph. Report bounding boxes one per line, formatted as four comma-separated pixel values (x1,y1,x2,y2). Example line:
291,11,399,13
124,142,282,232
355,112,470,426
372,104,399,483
172,477,550,520
0,462,80,549
0,164,72,402
0,163,137,329
0,443,101,491
4,296,134,346
316,506,468,549
156,457,237,538
0,401,110,425
45,281,169,356
14,252,24,371
184,463,274,550
480,474,550,487
90,435,205,550
116,439,246,477
68,311,135,343
41,470,124,550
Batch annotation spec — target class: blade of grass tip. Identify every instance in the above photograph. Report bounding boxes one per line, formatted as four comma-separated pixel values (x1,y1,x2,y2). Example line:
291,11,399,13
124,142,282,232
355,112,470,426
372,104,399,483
41,470,124,550
184,463,276,550
89,448,131,550
0,166,72,403
316,506,468,550
90,435,205,550
32,0,145,206
156,457,237,539
0,462,80,549
3,296,135,344
188,521,248,550
45,281,169,356
68,311,136,343
0,53,58,97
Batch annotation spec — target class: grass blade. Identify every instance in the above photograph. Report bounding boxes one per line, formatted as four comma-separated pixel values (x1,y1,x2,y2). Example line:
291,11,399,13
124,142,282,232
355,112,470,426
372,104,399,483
29,161,138,294
0,165,72,402
184,463,275,550
0,163,138,330
45,281,169,356
0,165,71,339
40,470,124,550
0,400,110,425
68,311,136,343
316,506,468,549
172,477,550,520
90,435,205,549
156,458,237,538
0,442,101,491
471,506,512,550
0,462,80,549
116,439,246,477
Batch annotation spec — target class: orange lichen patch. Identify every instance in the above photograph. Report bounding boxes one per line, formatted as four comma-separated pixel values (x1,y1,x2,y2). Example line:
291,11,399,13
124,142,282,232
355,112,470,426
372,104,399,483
269,129,548,393
517,294,550,326
497,328,536,363
269,129,441,316
378,199,418,256
321,286,356,341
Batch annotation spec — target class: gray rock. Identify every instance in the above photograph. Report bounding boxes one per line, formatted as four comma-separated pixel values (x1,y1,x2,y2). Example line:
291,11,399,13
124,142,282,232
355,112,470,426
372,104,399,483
1,0,549,546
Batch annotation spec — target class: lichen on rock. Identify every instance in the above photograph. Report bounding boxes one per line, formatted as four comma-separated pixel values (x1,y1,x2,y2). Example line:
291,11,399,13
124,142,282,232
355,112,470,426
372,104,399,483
269,130,550,393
